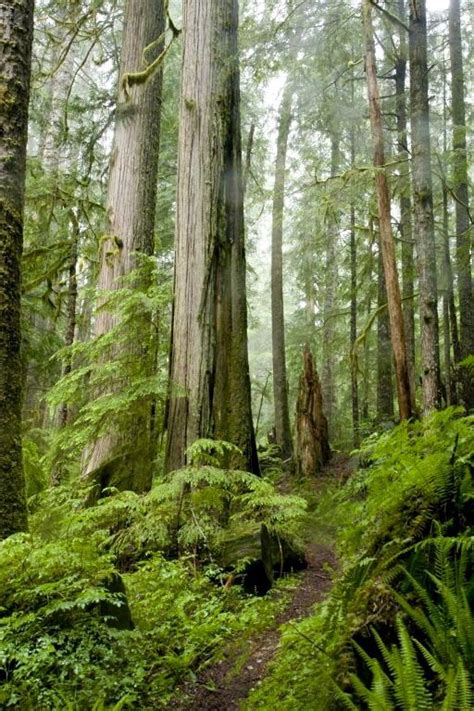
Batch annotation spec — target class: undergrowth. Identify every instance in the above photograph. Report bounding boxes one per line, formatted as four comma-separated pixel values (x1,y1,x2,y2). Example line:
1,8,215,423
245,408,474,710
0,440,304,709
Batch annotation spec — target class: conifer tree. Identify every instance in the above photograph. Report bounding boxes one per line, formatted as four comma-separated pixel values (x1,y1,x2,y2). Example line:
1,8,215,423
449,0,474,409
0,0,35,537
82,0,166,493
409,0,441,413
165,0,259,474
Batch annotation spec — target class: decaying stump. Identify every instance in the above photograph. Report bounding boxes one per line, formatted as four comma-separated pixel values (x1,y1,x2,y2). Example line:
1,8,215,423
295,346,331,477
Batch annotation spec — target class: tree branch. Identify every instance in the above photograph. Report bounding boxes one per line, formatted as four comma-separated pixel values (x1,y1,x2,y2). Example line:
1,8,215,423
367,0,410,33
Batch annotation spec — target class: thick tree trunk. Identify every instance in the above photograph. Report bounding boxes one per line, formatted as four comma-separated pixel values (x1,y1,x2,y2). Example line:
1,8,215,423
449,0,474,410
271,82,293,462
0,0,34,538
409,0,441,413
295,347,330,478
395,0,416,410
82,0,165,493
321,138,340,435
377,250,394,421
165,0,259,475
363,0,412,421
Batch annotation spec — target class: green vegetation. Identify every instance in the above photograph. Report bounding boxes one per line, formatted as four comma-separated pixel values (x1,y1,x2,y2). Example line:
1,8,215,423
246,409,474,709
1,0,473,708
0,441,304,708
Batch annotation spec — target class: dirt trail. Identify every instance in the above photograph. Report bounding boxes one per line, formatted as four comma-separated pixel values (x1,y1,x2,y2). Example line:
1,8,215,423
172,455,353,710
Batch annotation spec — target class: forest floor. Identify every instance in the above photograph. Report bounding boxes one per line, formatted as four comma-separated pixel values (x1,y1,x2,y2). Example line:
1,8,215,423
172,454,354,710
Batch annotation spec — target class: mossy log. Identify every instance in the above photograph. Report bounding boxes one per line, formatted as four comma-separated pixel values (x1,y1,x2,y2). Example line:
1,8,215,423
219,525,306,595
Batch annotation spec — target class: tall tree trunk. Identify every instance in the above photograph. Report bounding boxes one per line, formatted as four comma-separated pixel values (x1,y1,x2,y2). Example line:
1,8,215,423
82,0,165,493
377,249,394,421
362,220,376,421
442,188,457,405
350,203,360,445
271,82,293,462
349,130,360,447
321,137,340,436
165,0,259,475
363,0,412,421
0,0,34,538
449,0,474,410
243,122,255,199
395,0,416,410
441,65,460,406
59,211,80,429
409,0,441,413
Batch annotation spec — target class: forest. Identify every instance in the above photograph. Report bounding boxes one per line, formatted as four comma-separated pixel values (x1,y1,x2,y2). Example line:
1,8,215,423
0,0,473,708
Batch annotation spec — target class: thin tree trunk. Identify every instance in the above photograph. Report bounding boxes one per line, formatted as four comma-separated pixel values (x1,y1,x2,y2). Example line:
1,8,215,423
350,130,360,447
377,249,394,421
271,82,293,462
82,0,165,493
363,0,412,421
165,0,259,475
442,188,457,405
243,122,255,198
395,0,416,410
0,0,34,538
321,137,340,435
441,64,460,406
362,219,376,421
409,0,441,413
449,0,474,410
59,211,80,428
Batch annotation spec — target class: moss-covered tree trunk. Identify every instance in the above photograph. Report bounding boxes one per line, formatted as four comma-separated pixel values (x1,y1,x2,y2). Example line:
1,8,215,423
82,0,165,493
165,0,259,474
271,82,293,464
409,0,441,413
449,0,474,410
0,0,34,538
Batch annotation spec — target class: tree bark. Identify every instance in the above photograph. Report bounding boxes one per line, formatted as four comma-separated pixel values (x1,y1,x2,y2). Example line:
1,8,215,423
395,0,416,410
295,346,330,478
271,82,293,462
377,249,394,421
449,0,474,410
82,0,165,493
165,0,259,475
363,0,412,421
409,0,441,413
0,0,34,538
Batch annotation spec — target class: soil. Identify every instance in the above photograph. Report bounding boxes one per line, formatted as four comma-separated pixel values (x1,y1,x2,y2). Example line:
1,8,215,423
170,454,354,710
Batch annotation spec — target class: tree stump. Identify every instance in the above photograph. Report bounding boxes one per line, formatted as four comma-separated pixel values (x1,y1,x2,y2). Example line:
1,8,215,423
295,346,331,477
